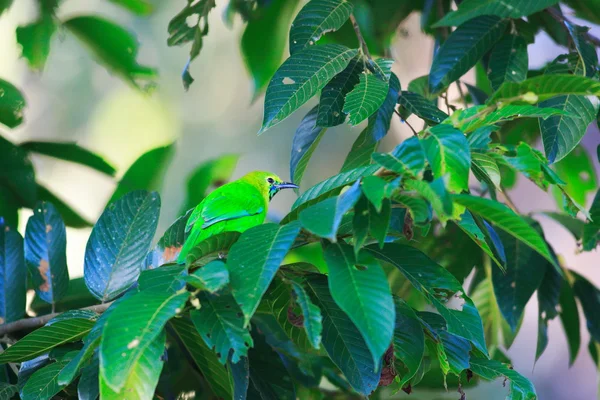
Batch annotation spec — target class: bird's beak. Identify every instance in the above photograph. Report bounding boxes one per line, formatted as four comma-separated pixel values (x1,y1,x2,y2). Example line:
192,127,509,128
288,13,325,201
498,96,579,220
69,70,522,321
275,182,299,190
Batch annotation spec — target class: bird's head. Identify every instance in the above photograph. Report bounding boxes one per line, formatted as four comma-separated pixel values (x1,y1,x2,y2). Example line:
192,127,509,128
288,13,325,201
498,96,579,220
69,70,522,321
242,171,298,201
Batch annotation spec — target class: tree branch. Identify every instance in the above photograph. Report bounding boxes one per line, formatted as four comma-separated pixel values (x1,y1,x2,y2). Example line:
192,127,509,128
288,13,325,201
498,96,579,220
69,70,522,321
349,14,372,60
546,6,600,47
0,302,113,336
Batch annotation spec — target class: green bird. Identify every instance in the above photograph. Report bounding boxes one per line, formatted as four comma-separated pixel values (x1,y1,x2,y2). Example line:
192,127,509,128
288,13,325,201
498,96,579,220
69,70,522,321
177,171,298,263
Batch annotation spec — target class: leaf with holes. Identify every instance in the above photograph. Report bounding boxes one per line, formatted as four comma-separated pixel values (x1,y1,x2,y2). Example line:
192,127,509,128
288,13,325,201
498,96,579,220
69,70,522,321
84,190,160,301
25,202,69,305
290,106,327,188
0,222,25,324
259,44,358,133
289,0,353,55
343,73,389,125
397,91,448,125
470,357,536,399
488,34,528,91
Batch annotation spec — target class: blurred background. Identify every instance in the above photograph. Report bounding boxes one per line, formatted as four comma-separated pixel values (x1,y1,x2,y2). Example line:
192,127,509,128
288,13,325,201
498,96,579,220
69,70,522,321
1,0,599,398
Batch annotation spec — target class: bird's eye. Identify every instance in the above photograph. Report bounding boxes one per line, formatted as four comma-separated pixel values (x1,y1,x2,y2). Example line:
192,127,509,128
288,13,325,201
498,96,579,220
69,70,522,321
267,177,274,184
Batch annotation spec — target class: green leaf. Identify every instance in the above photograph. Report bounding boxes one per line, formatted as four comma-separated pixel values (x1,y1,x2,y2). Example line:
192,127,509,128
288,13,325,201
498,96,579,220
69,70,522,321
109,143,174,205
470,357,537,399
57,334,100,387
289,0,353,55
228,222,301,325
536,260,562,360
138,265,186,293
290,280,322,349
242,0,300,96
551,145,597,207
0,318,95,363
393,299,424,387
0,135,36,207
367,243,487,355
397,91,448,125
16,16,56,72
0,0,12,14
558,278,581,365
372,136,425,177
299,180,361,240
248,330,295,399
565,0,600,24
405,178,453,223
24,201,69,305
169,317,232,399
472,152,502,192
21,141,116,176
434,0,558,27
0,184,19,228
454,211,506,270
304,275,380,394
422,124,471,192
539,94,598,163
361,175,399,212
492,228,550,331
84,190,160,301
0,383,17,400
565,22,598,78
183,260,229,294
186,231,241,268
63,16,157,88
583,190,600,251
145,210,191,269
343,73,389,125
77,358,99,400
100,331,165,400
471,275,512,351
191,291,253,364
488,74,600,104
100,290,188,392
325,242,394,367
109,0,152,14
0,79,26,128
317,55,363,127
259,44,358,133
340,126,377,172
0,222,25,324
36,184,92,228
488,34,528,91
364,72,401,142
573,272,600,344
453,194,558,268
290,106,327,188
429,16,507,93
229,358,249,400
21,359,70,400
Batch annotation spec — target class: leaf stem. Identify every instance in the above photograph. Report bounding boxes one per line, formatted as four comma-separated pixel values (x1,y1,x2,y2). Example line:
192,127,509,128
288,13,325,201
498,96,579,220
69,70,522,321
349,14,372,60
455,81,468,109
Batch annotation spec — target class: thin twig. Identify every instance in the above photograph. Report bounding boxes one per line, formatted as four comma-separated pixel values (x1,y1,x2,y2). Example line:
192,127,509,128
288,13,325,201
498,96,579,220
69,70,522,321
442,92,451,114
394,109,418,136
0,302,113,336
349,14,372,60
546,6,600,47
456,81,468,109
500,189,519,213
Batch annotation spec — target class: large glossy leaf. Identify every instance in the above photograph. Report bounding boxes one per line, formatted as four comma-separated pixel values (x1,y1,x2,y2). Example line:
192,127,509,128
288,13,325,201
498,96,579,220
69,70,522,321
422,124,471,192
21,141,116,176
488,34,528,91
397,91,448,125
85,191,159,301
325,242,394,367
228,222,301,325
305,275,380,394
343,73,389,125
290,279,322,349
242,0,299,95
289,0,353,55
0,222,25,324
434,0,559,27
453,195,558,268
317,55,362,127
0,79,26,128
25,202,69,305
290,106,326,188
145,210,191,269
299,180,361,240
21,359,70,400
429,16,507,93
360,72,401,144
63,16,157,87
169,317,232,399
393,299,424,387
539,94,598,163
191,291,252,364
367,244,487,355
138,265,186,293
0,318,95,363
186,231,241,268
372,136,425,177
259,44,358,133
0,136,36,207
100,290,188,392
471,275,513,351
470,357,536,399
488,74,600,104
100,331,165,400
16,16,56,72
108,144,174,205
451,104,565,133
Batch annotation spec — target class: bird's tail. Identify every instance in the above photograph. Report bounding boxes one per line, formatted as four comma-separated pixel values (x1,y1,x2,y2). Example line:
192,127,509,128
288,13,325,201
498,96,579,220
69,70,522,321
176,229,201,264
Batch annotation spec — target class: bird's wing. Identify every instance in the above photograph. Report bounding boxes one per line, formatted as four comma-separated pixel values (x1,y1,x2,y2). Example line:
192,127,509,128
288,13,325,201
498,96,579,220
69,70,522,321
185,185,265,233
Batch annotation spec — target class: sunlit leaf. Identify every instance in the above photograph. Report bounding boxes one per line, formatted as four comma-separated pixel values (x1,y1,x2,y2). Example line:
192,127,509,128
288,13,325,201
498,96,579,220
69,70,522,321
16,16,56,72
343,73,389,125
138,265,186,293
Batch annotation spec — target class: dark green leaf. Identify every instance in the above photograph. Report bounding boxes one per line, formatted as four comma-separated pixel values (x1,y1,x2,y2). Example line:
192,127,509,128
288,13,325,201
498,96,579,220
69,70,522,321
183,155,238,212
305,275,380,394
565,0,600,24
393,298,424,387
108,143,174,205
183,260,229,293
429,16,507,93
343,73,389,125
16,16,56,72
64,16,157,88
558,278,581,365
317,55,363,127
565,22,598,78
361,175,398,212
0,318,95,363
372,136,425,177
84,190,160,301
21,359,70,400
397,91,448,125
434,0,559,27
100,291,188,392
290,106,327,188
259,44,358,133
488,34,528,91
248,330,295,399
0,136,36,207
0,185,19,228
454,211,506,270
0,383,17,400
186,231,241,268
469,357,537,399
0,79,26,128
0,222,25,324
289,0,353,55
340,126,377,172
228,222,301,325
583,189,600,251
229,357,249,400
138,265,186,293
536,261,562,360
290,279,322,349
406,178,453,222
365,72,401,142
77,357,99,400
145,210,191,269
